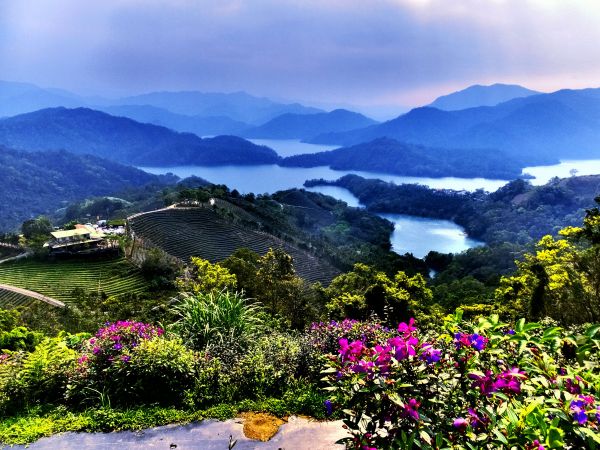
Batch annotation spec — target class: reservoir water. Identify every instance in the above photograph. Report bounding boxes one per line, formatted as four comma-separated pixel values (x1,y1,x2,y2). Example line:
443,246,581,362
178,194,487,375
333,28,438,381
141,139,600,257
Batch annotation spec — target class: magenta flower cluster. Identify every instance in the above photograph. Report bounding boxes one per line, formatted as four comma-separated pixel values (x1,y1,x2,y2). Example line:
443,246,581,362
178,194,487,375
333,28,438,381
468,367,527,396
78,321,163,368
309,318,387,354
454,332,488,351
336,318,441,380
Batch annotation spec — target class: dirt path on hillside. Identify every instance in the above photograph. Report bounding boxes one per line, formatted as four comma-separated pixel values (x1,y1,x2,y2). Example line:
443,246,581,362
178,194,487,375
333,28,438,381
0,283,65,308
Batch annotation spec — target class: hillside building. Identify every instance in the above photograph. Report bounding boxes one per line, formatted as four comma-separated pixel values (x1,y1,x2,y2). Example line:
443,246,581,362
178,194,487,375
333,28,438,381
45,224,106,253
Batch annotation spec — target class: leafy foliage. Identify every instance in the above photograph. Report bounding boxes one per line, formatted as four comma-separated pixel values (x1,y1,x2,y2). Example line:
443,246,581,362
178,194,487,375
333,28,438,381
323,313,600,449
170,290,263,352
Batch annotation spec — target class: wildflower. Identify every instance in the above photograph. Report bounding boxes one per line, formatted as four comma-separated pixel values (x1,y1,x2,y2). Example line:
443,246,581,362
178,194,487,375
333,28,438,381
77,355,89,365
469,371,497,396
467,408,489,430
92,346,102,355
401,398,420,421
324,400,333,416
387,335,418,360
525,440,545,450
397,318,417,335
113,343,123,351
420,343,441,364
453,417,468,433
495,367,527,395
570,396,594,425
454,332,488,351
120,355,131,363
470,333,488,351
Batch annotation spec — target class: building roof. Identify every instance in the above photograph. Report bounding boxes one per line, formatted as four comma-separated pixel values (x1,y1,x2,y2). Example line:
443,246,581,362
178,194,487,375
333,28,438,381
50,225,105,240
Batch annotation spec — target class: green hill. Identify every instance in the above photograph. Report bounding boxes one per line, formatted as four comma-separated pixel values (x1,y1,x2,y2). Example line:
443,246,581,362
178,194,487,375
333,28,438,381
0,257,149,304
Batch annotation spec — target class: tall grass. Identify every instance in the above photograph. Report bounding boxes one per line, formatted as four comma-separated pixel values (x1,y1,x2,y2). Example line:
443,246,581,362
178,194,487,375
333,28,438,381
170,290,263,351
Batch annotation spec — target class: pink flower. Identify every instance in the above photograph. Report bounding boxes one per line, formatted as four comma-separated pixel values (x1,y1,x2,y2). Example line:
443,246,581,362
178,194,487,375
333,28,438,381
397,318,417,335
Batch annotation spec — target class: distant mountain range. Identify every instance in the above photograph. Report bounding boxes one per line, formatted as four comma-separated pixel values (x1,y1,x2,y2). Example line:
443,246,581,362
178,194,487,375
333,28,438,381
308,88,600,165
242,109,377,140
428,83,540,110
98,105,249,137
0,146,174,231
0,80,324,132
116,91,322,125
281,137,524,179
0,107,279,166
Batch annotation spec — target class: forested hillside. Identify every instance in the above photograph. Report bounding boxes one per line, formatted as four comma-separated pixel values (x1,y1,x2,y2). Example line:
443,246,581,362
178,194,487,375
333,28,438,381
0,107,279,166
242,109,377,140
307,174,600,245
0,146,175,231
282,137,524,179
309,88,600,166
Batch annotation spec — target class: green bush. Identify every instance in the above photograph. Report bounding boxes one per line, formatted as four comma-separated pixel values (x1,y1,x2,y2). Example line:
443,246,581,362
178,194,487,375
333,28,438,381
171,290,263,352
0,326,44,352
67,321,196,407
0,337,76,414
124,337,196,406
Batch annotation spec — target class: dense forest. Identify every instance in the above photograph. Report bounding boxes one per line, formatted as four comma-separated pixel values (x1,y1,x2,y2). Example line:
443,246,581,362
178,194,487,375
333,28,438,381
0,107,279,166
282,137,525,179
307,174,598,245
0,146,176,231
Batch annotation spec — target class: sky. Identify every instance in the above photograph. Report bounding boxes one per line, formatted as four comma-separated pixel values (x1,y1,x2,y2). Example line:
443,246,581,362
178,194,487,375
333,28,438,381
1,0,600,118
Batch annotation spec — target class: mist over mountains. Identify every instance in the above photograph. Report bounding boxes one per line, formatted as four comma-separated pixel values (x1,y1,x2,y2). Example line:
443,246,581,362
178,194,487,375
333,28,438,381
0,107,279,166
428,83,540,111
309,87,600,166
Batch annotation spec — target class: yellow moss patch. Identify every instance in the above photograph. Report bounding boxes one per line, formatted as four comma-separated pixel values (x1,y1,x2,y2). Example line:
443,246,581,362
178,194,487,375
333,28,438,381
241,412,286,441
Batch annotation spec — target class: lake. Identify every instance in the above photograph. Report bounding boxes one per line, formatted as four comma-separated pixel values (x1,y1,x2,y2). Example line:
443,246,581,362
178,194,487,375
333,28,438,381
141,140,600,257
523,159,600,185
377,214,484,258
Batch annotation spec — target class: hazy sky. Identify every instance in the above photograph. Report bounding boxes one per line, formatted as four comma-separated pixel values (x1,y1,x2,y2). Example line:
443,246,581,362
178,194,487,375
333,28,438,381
1,0,599,116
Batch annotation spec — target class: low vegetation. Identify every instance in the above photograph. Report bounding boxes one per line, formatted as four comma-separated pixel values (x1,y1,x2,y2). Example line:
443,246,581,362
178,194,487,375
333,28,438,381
0,257,149,304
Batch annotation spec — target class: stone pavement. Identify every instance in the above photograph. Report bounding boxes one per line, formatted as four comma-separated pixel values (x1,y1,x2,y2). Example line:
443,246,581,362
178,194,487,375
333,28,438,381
6,416,347,450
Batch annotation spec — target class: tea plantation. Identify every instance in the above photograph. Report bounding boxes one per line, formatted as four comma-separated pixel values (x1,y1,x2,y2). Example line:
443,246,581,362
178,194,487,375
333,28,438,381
0,258,148,304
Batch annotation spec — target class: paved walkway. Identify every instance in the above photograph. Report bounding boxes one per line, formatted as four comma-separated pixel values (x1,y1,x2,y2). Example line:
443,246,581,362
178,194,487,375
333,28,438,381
6,417,347,450
0,283,65,308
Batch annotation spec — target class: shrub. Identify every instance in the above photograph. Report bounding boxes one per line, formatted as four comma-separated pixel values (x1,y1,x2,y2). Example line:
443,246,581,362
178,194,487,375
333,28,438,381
0,337,76,414
67,321,172,406
170,290,263,352
0,326,44,352
323,313,600,449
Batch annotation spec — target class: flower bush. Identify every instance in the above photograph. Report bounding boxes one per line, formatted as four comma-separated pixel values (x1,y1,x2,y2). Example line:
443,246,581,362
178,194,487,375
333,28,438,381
323,312,600,449
67,321,197,406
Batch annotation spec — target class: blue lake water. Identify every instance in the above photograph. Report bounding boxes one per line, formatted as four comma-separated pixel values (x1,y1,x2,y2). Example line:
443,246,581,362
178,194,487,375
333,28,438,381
141,139,600,257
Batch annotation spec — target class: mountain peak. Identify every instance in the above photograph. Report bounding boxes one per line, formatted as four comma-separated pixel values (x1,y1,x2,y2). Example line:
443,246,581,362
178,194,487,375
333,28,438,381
428,83,540,111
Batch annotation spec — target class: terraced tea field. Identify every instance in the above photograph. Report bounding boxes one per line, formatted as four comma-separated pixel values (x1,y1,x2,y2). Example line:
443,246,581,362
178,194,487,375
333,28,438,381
129,207,340,284
0,258,149,304
0,288,34,309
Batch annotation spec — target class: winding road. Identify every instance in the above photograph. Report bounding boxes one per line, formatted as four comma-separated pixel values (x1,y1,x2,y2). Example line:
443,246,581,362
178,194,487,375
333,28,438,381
0,284,65,308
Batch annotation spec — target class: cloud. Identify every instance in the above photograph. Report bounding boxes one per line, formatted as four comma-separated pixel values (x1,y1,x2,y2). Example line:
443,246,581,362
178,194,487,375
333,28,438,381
1,0,599,111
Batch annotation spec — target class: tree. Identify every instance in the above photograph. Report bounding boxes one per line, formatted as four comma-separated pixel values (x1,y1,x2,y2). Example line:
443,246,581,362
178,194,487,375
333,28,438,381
325,263,432,324
21,216,53,239
177,257,237,294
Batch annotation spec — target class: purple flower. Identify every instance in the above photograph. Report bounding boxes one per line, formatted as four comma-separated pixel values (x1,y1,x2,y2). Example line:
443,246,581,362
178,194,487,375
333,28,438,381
420,343,441,364
454,332,488,351
113,343,123,351
494,367,527,395
453,417,468,433
397,318,417,335
120,355,131,362
570,396,595,425
470,333,488,351
469,371,497,396
401,398,420,421
324,400,333,416
92,346,101,355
